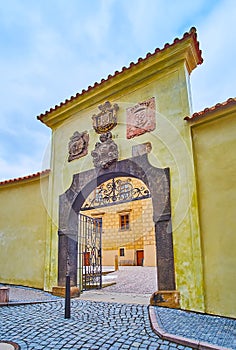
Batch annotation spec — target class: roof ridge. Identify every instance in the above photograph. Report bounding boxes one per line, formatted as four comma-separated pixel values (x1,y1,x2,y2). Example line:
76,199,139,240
184,97,236,121
0,169,50,186
37,27,202,122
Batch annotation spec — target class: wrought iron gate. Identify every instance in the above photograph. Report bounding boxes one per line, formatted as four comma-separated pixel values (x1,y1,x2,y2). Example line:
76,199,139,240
78,214,102,291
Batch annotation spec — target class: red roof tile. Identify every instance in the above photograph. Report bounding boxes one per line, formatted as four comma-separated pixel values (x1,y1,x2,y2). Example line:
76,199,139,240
0,169,50,186
184,98,236,122
37,27,202,123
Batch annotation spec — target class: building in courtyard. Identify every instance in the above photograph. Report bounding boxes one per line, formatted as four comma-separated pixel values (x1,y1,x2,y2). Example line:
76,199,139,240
0,28,235,318
81,177,155,267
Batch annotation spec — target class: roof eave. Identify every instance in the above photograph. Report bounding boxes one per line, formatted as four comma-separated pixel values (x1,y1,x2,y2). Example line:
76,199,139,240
184,98,236,124
37,28,202,129
0,169,50,188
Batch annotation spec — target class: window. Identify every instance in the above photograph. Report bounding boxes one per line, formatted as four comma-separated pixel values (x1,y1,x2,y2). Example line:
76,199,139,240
94,217,102,229
119,214,129,230
119,248,125,257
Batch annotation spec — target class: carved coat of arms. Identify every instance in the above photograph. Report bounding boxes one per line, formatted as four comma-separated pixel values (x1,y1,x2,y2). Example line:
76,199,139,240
91,132,118,169
68,131,89,162
92,101,119,134
126,97,156,139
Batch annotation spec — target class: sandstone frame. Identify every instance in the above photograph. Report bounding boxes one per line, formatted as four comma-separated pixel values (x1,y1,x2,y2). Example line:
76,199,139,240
58,154,176,291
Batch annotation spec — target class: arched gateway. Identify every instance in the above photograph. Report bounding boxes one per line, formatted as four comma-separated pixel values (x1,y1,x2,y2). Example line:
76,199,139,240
58,153,176,299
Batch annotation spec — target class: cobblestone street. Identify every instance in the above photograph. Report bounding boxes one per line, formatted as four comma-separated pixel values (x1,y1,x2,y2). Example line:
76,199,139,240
79,266,157,305
0,299,190,350
1,267,236,349
102,266,157,294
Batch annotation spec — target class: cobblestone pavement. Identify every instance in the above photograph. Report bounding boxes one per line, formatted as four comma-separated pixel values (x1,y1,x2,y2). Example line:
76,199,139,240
80,266,156,305
101,266,157,294
0,284,60,304
0,299,192,350
151,306,236,350
1,268,236,349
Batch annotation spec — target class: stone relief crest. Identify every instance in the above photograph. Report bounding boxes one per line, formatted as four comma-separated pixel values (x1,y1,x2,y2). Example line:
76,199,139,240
92,101,119,134
68,131,89,162
132,142,152,157
91,131,119,169
126,97,156,139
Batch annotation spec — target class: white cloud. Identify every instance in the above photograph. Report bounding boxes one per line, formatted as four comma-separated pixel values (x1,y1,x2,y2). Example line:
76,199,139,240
0,0,235,180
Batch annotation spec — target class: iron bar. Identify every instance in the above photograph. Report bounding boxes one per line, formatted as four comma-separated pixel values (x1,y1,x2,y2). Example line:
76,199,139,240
81,177,150,211
64,274,71,319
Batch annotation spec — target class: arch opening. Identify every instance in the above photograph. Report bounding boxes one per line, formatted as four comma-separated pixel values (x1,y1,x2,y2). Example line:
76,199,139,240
77,176,154,292
58,154,176,295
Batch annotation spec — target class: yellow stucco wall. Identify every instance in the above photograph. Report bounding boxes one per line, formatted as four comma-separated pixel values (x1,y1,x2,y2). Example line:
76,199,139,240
191,108,236,317
42,34,205,312
0,174,49,289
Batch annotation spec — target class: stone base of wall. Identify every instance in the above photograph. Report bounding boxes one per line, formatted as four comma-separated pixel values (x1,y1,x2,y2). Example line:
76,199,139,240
150,290,180,308
119,260,135,266
52,286,80,298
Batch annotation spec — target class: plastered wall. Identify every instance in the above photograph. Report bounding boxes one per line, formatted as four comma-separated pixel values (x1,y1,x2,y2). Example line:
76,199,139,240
192,110,236,318
0,174,49,289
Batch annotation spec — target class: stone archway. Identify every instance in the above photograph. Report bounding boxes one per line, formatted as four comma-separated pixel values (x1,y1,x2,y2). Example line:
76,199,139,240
57,153,176,298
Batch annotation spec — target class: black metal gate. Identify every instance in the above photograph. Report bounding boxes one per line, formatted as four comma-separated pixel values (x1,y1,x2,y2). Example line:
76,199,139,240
78,214,102,291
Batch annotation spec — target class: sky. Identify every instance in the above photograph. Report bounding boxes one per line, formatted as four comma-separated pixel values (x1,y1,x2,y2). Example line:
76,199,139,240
0,0,235,181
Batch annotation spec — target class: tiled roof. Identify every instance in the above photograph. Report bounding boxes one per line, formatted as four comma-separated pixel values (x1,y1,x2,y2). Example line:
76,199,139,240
37,27,203,123
0,169,50,186
184,98,236,122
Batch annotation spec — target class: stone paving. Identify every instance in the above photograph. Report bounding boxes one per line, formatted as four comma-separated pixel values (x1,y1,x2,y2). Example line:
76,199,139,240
1,267,236,349
151,306,236,350
101,266,157,294
0,284,59,304
79,266,156,305
0,299,191,350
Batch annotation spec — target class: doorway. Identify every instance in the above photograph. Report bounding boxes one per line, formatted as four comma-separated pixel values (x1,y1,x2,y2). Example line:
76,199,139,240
57,154,176,292
136,250,144,266
81,176,152,271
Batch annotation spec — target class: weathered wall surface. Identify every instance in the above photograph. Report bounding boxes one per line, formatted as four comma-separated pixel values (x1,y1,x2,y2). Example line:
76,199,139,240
191,109,236,318
0,174,49,289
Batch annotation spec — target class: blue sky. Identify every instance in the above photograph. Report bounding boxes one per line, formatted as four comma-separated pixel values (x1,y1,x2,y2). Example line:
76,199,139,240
0,0,235,181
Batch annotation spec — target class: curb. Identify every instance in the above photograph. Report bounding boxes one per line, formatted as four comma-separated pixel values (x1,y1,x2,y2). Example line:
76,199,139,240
0,299,61,307
148,306,231,350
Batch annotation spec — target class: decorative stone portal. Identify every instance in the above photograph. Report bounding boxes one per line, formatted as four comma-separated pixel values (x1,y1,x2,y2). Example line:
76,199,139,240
57,154,179,307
